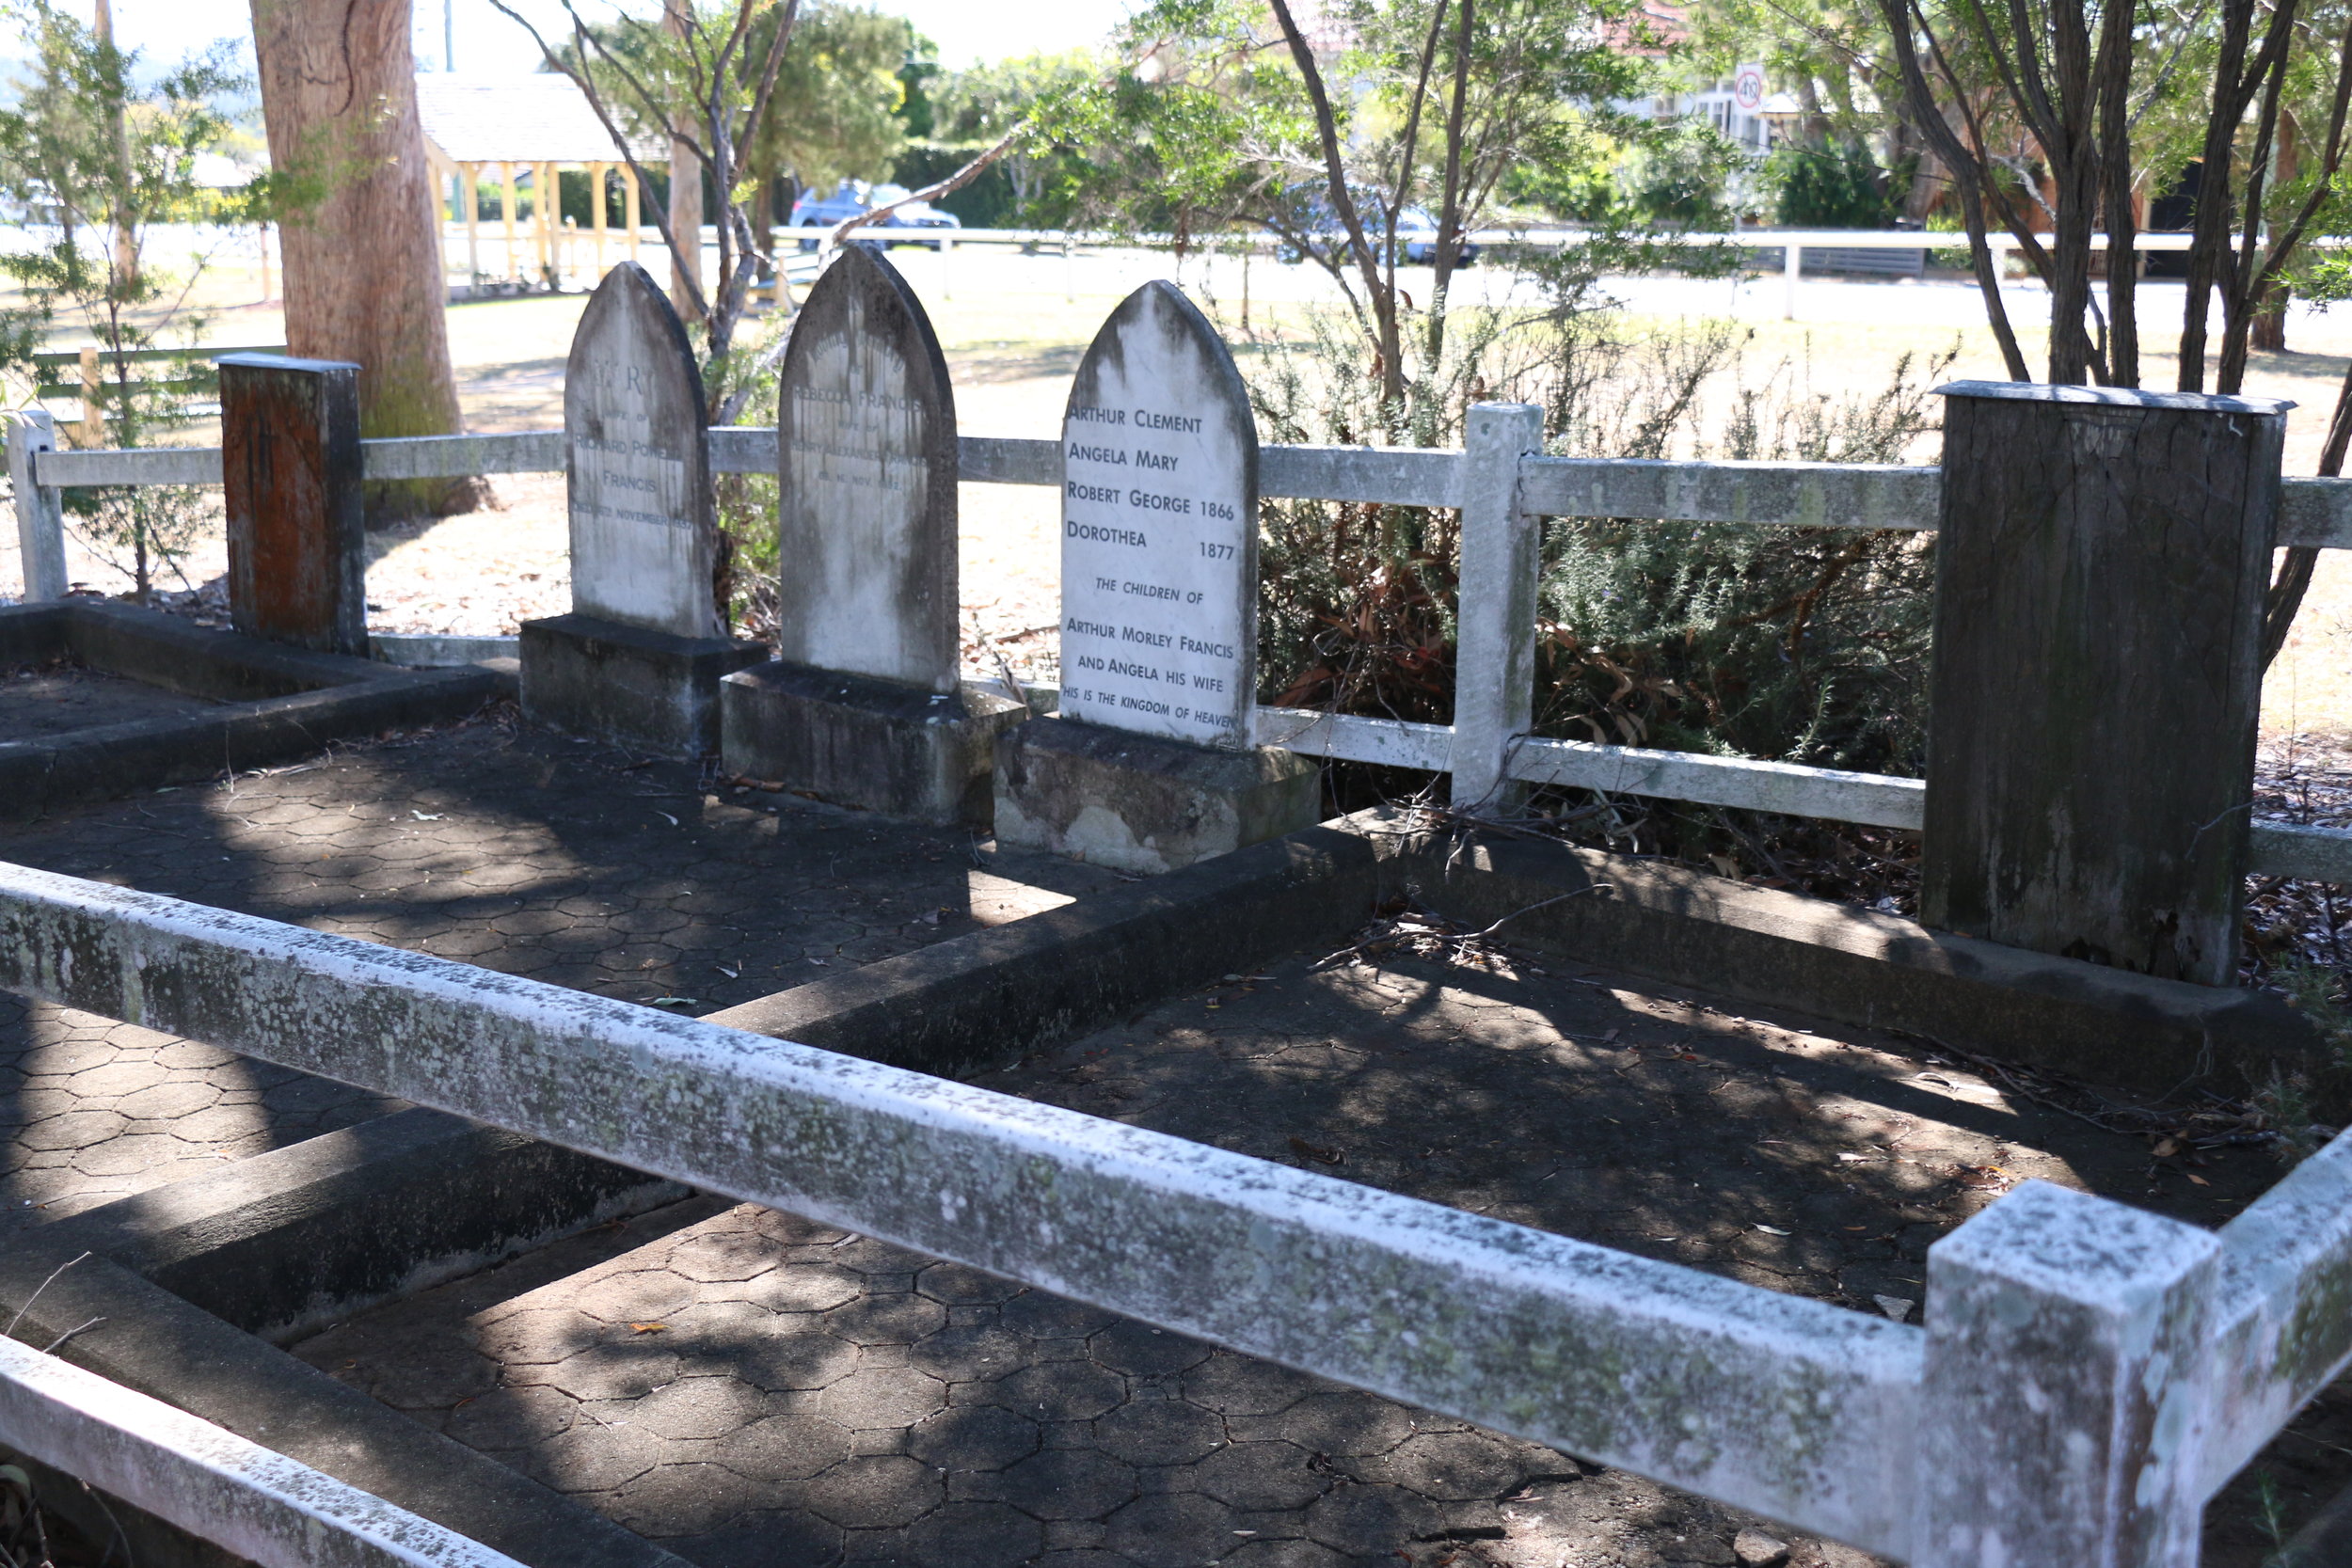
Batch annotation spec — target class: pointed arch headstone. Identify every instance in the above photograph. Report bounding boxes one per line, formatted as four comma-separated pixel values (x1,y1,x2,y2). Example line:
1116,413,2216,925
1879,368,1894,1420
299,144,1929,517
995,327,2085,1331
521,261,761,758
773,244,961,694
1055,280,1259,748
722,247,1024,825
564,261,719,640
993,282,1316,874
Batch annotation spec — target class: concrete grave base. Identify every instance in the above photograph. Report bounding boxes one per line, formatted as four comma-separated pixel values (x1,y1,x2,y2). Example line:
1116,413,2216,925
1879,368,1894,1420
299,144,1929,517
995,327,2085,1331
519,612,764,759
993,714,1322,873
0,600,499,821
720,658,1028,827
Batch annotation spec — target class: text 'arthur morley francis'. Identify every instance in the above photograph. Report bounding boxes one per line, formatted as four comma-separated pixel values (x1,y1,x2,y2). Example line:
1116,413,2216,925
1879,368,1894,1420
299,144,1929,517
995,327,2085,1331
1058,283,1259,748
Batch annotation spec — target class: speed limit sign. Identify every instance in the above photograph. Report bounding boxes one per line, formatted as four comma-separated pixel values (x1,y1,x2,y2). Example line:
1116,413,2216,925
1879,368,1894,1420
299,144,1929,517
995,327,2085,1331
1733,63,1766,113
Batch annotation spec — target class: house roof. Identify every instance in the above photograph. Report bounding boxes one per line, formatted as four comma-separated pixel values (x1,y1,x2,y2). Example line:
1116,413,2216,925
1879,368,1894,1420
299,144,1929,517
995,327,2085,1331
413,73,639,166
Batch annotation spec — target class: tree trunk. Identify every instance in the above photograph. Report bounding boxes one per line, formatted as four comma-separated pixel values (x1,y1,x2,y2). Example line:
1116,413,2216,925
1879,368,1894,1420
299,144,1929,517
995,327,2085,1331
247,0,481,521
2251,284,2289,352
665,0,705,323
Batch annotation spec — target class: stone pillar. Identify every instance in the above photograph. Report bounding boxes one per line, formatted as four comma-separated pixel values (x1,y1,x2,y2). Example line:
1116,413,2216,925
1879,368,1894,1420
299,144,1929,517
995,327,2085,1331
1912,1181,2217,1568
1920,381,2289,985
219,354,364,656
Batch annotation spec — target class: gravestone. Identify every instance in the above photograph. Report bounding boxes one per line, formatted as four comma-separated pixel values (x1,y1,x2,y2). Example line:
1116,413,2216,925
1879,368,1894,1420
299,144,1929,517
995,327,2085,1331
722,246,1024,825
1921,380,2289,986
520,262,762,756
994,282,1317,873
220,355,364,656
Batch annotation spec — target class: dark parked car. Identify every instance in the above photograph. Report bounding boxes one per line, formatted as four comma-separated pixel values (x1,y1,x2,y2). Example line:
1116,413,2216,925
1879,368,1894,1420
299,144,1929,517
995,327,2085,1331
789,180,962,250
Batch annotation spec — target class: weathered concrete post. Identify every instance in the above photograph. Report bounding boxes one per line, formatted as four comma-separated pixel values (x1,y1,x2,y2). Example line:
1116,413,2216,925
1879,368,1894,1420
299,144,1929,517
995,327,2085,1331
521,262,763,756
1449,403,1545,813
992,280,1318,871
1913,1181,2217,1568
1921,381,2290,985
7,409,66,603
219,354,365,656
722,245,1024,824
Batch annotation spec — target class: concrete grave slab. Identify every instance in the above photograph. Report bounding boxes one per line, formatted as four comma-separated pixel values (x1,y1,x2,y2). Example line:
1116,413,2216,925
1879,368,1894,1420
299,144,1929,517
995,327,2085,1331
729,248,1024,820
999,281,1314,867
0,600,497,821
522,263,759,758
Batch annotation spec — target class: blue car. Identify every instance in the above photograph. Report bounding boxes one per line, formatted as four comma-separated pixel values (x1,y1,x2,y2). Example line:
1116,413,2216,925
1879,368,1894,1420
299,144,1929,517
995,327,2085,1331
789,180,962,251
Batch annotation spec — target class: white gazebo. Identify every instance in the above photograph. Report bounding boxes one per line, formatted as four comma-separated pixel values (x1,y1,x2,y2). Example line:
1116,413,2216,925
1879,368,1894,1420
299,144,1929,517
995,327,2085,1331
414,73,649,288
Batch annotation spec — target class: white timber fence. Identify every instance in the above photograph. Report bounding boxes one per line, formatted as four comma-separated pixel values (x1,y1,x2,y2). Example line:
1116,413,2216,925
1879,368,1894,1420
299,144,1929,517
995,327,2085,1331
13,403,2352,885
0,860,2347,1566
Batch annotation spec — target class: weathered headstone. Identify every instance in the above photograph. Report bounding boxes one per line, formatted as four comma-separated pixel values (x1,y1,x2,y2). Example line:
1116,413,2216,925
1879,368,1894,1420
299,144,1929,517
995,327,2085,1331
723,246,1024,825
771,244,960,691
220,354,364,656
521,262,762,756
994,282,1317,873
1920,380,2289,986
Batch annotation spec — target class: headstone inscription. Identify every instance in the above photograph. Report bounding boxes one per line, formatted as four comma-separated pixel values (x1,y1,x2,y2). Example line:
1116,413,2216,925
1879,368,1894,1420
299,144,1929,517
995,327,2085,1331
1056,280,1258,748
993,282,1316,874
722,246,1024,825
565,261,719,640
520,262,761,757
773,243,961,692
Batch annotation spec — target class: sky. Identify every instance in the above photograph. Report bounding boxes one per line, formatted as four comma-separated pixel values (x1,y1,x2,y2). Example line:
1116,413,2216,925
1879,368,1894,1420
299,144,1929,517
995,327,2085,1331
51,0,1127,77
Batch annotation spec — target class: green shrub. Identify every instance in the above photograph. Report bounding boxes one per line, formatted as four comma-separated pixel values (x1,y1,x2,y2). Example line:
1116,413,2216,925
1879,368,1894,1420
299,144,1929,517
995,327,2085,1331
1766,142,1901,230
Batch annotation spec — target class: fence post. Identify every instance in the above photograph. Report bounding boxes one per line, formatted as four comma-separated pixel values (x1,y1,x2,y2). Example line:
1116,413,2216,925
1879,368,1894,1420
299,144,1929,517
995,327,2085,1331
7,409,66,602
1912,1181,2218,1568
1450,402,1545,812
1783,241,1801,320
218,354,365,657
1920,382,2288,984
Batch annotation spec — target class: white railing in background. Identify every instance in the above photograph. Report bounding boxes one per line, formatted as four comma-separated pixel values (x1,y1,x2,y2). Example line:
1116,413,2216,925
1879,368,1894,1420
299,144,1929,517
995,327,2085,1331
0,859,2344,1568
15,407,2351,883
0,1333,517,1568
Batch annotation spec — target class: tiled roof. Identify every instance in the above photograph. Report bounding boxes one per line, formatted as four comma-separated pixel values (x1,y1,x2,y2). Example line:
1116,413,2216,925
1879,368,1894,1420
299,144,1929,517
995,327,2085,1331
413,72,645,165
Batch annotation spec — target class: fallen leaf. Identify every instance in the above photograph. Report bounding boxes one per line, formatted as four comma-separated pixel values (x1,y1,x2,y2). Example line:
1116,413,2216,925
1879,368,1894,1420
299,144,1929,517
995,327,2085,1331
410,810,443,821
2187,1174,2211,1186
1755,1223,1791,1236
649,996,697,1007
654,810,680,827
716,962,740,979
2153,1137,2182,1159
1289,1136,1345,1165
629,1323,668,1335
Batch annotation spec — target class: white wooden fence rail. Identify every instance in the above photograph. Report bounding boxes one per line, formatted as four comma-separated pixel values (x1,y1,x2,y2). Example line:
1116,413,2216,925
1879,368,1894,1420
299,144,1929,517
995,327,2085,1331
13,411,2352,882
0,1334,518,1568
0,859,2344,1567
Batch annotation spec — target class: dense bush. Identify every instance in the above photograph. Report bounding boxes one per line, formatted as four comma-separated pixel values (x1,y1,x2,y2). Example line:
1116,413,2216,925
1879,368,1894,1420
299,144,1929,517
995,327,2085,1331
1767,142,1904,230
1241,278,1951,784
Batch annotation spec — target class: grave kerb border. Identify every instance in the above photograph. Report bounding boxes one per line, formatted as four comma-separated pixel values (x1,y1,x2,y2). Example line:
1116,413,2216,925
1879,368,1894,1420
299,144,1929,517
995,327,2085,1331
1,856,2348,1566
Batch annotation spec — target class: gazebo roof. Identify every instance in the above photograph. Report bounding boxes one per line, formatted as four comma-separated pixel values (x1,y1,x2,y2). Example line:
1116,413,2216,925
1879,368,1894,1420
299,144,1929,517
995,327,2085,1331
414,73,638,166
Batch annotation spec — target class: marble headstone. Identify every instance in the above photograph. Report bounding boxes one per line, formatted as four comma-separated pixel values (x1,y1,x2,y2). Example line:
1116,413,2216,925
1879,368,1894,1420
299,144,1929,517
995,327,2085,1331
775,245,960,694
1058,281,1259,748
564,262,719,641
